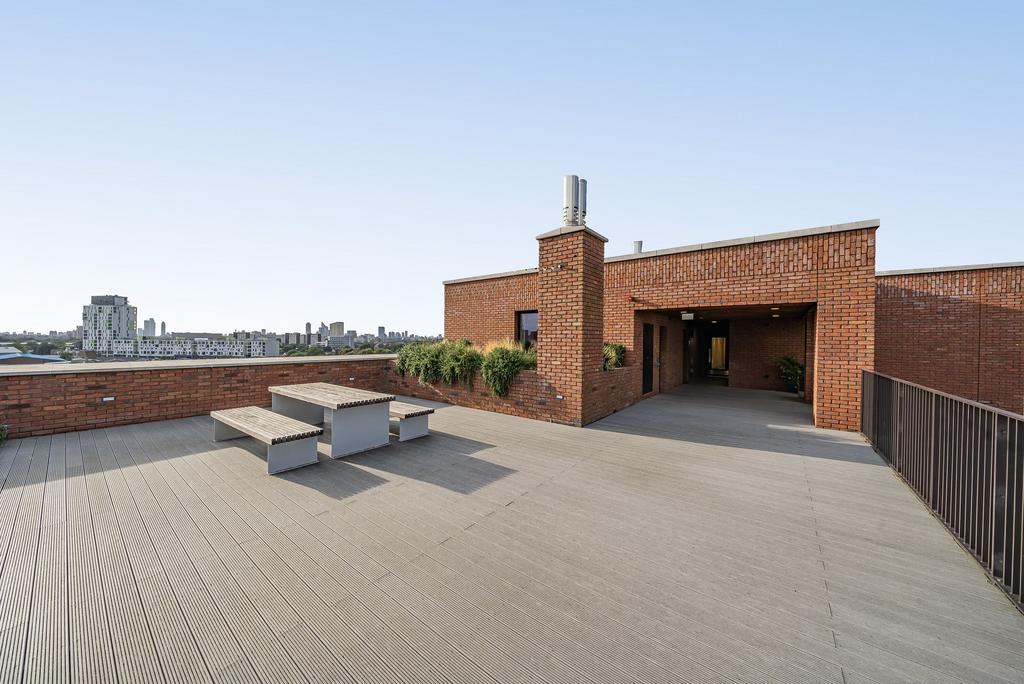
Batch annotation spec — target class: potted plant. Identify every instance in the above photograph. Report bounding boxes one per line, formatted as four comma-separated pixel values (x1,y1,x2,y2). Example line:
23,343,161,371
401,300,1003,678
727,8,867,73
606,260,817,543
776,356,805,398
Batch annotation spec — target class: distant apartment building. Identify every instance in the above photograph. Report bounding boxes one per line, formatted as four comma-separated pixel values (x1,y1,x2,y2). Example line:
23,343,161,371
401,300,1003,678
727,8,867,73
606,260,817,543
110,337,279,358
329,321,345,337
82,295,137,353
305,322,312,335
143,318,156,337
377,326,386,339
160,321,166,336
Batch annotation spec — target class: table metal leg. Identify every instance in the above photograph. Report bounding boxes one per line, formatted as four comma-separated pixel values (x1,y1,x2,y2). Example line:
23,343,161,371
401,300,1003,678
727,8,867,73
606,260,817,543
329,403,390,457
272,394,324,425
267,436,319,474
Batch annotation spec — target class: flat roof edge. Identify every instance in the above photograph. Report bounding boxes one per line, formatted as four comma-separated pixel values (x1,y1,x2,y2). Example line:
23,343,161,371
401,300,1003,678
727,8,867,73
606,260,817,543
443,267,539,286
876,262,1024,277
444,219,881,280
607,218,880,263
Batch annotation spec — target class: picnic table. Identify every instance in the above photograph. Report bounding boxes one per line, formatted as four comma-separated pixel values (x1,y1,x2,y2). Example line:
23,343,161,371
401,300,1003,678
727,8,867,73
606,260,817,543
269,382,395,458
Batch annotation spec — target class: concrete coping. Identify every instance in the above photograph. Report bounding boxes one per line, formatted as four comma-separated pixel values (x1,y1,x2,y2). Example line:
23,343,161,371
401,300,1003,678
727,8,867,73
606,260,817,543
605,218,880,263
444,218,880,285
443,267,540,286
535,224,610,242
876,261,1024,276
0,354,398,377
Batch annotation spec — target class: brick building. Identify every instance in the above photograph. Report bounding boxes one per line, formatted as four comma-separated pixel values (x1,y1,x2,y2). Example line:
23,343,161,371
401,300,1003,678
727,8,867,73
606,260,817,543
445,211,1022,430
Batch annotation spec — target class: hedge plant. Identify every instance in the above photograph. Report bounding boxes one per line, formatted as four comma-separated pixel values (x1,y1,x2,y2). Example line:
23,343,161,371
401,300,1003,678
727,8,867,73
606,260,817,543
396,340,482,387
481,345,535,397
602,343,626,370
0,424,7,446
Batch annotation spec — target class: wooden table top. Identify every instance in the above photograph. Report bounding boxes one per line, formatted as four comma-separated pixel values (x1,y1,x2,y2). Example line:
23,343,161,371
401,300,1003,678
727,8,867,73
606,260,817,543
268,382,395,409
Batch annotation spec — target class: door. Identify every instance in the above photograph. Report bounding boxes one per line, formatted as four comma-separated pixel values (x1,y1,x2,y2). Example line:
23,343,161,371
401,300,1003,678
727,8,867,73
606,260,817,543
642,324,654,394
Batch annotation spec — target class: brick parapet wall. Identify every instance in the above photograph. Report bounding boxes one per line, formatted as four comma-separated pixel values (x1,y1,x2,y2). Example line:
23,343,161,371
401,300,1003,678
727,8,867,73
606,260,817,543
386,368,568,421
0,357,395,438
875,266,1023,414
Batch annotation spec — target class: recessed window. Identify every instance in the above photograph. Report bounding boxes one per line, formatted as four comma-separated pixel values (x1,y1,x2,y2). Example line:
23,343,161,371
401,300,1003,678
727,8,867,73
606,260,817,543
516,311,538,349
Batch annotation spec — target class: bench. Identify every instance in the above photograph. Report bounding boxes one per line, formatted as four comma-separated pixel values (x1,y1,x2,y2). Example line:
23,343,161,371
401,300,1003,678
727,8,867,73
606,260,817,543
389,402,434,442
211,406,323,474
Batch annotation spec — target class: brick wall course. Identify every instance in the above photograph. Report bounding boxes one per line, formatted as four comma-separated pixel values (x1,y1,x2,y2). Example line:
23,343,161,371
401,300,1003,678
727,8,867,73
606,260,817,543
0,357,394,438
875,266,1023,414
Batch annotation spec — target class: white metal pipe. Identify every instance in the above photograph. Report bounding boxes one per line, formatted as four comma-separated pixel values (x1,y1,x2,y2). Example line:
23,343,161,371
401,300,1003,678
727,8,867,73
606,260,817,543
578,178,587,225
563,174,579,226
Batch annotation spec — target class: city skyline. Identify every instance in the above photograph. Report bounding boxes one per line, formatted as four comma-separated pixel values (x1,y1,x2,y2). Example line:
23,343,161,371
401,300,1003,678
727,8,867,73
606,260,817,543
1,297,442,340
3,3,1021,334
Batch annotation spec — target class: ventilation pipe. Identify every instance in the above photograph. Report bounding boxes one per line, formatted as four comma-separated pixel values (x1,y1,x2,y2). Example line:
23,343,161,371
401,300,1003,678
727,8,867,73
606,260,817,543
633,240,643,254
578,178,587,226
562,175,579,226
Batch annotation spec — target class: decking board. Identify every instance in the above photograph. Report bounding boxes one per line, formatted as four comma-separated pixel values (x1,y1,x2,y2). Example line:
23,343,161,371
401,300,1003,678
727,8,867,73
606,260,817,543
1,384,1023,683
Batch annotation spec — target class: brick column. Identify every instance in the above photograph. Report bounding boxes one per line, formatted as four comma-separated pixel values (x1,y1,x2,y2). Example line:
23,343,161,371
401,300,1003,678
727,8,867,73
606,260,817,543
536,225,607,426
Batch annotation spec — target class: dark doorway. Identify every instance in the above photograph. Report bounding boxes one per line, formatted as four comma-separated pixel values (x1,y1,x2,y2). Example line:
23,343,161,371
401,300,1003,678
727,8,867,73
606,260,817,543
642,324,654,394
686,319,730,385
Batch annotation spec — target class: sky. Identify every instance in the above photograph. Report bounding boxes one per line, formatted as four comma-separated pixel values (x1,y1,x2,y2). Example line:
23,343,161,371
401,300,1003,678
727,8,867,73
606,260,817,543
2,2,1022,335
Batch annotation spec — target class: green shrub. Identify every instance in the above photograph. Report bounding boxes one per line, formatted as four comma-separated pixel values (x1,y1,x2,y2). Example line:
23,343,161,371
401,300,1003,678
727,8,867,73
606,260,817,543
0,424,7,446
396,340,481,387
481,345,534,397
603,343,626,370
776,356,805,391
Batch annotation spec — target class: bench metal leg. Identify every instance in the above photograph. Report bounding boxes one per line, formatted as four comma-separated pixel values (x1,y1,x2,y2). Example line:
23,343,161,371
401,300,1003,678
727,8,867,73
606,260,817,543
272,394,324,425
392,414,430,442
213,419,247,441
329,403,390,458
267,436,319,475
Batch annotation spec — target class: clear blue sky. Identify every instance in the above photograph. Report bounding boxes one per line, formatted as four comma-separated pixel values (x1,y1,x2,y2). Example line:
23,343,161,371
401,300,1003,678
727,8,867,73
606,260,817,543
3,2,1021,335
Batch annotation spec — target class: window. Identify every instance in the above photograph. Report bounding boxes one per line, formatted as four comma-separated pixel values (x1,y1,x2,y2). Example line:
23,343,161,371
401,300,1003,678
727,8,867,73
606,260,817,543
516,311,538,349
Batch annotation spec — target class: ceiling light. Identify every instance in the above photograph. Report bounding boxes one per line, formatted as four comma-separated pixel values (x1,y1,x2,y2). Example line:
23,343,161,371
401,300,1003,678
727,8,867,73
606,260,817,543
772,314,780,318
770,307,780,311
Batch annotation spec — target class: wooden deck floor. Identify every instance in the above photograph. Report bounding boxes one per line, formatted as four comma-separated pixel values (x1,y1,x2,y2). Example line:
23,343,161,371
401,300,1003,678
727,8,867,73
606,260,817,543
1,384,1022,683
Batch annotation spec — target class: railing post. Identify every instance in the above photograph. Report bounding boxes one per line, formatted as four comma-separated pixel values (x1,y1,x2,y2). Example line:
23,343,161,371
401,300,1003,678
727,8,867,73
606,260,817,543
992,415,1008,580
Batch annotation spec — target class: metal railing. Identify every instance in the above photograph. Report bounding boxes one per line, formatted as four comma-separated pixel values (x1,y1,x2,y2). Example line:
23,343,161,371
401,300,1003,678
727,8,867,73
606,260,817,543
862,370,1023,609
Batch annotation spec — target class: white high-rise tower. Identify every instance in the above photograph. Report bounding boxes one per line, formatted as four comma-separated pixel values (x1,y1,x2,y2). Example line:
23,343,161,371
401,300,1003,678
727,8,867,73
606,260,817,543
82,295,137,353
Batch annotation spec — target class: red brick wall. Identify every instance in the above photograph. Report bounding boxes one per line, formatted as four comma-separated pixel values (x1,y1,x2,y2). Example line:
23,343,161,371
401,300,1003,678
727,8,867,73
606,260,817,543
729,317,807,393
0,358,395,438
805,306,816,405
537,229,607,426
443,228,876,431
604,229,876,430
386,368,564,421
444,271,537,346
876,266,1024,414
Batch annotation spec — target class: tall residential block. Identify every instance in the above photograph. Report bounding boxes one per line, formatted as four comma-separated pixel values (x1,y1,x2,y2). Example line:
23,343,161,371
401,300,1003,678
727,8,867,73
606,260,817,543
329,321,345,337
143,318,156,337
82,295,137,354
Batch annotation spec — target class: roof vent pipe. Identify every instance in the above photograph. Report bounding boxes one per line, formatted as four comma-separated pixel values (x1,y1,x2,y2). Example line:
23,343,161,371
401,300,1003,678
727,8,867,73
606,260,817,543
578,178,587,226
633,240,643,254
562,175,580,226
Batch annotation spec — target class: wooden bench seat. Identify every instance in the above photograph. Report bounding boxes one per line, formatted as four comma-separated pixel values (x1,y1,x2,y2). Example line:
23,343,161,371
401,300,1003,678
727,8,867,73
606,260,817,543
389,401,434,441
211,406,322,474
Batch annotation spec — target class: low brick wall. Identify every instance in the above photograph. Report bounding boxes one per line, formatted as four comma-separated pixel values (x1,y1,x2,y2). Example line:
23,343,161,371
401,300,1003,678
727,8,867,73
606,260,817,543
0,355,646,439
0,356,395,438
386,368,572,423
